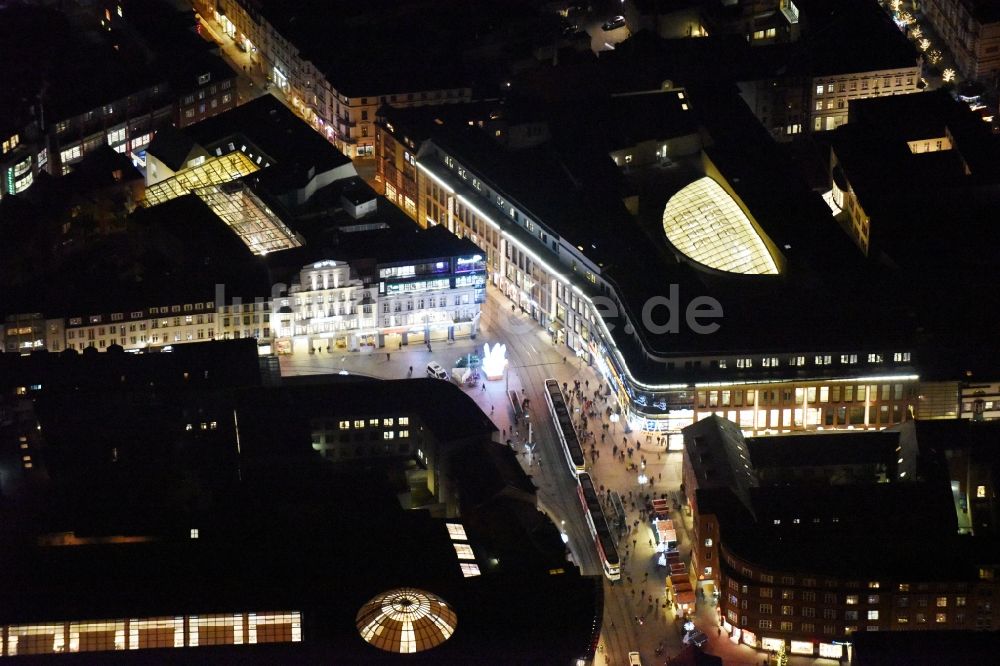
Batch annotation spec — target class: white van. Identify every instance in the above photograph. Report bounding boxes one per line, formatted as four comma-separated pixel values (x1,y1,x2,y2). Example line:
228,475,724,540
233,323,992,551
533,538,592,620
426,362,449,380
628,651,642,666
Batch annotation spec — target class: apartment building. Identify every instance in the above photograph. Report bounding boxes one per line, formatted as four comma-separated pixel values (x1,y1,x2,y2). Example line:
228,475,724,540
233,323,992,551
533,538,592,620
683,416,1000,660
737,0,921,140
200,0,472,158
923,0,1000,80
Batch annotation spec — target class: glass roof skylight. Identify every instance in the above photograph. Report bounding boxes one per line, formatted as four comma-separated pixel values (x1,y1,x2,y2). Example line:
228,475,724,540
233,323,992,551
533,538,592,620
662,177,779,275
356,588,457,654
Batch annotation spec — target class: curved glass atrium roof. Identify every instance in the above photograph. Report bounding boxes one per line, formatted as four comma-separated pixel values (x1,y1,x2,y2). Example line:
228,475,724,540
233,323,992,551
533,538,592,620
356,588,457,654
662,177,779,275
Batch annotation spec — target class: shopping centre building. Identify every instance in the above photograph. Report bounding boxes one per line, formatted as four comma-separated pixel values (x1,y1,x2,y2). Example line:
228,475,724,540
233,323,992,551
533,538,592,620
375,87,994,444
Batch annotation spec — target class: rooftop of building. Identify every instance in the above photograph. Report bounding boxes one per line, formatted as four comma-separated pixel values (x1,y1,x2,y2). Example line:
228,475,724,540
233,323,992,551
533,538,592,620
255,0,513,96
0,4,170,128
0,193,270,320
0,339,262,393
397,87,942,383
967,0,1000,24
755,0,920,78
683,416,757,510
694,416,1000,580
261,199,482,283
277,376,498,442
746,430,900,469
0,370,596,662
182,95,353,184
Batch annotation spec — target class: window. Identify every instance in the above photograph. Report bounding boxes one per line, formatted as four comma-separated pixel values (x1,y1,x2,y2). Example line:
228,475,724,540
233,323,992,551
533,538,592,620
847,595,858,605
761,588,773,598
760,603,773,614
816,85,824,95
781,605,794,616
868,595,880,604
802,607,815,618
936,597,948,607
454,544,475,560
977,485,987,498
759,619,772,629
936,613,947,623
845,610,859,620
867,610,879,620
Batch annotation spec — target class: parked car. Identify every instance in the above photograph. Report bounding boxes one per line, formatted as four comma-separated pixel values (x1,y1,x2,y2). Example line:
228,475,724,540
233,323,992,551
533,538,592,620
602,15,626,31
426,362,449,380
683,629,708,648
628,651,642,666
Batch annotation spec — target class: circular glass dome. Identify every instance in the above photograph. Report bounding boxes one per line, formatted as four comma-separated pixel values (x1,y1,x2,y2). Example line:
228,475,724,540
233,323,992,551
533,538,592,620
356,587,457,653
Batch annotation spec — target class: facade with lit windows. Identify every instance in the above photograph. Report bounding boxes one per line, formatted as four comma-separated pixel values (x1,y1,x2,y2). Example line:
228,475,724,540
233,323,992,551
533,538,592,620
3,236,484,356
717,545,996,660
0,612,302,657
271,247,484,354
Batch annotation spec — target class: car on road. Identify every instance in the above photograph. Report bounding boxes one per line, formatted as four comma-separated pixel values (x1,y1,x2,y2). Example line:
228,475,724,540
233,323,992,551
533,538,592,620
627,651,642,666
602,15,626,31
683,629,708,648
426,362,449,380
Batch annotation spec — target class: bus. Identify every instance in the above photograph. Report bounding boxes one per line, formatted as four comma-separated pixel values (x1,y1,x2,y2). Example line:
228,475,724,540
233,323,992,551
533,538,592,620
543,379,586,475
576,472,621,581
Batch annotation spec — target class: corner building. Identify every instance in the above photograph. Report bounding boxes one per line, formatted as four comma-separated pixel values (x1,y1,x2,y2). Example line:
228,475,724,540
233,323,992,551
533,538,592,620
682,416,1000,660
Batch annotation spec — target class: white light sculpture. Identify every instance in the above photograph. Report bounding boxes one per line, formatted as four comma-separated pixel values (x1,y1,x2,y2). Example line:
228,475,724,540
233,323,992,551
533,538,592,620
482,343,507,380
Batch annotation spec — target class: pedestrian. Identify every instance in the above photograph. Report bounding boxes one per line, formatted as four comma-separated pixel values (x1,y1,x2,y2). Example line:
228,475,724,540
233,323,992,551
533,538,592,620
633,539,637,548
563,356,567,364
482,383,487,392
387,352,391,361
648,538,653,548
502,427,506,437
408,365,413,376
491,405,495,415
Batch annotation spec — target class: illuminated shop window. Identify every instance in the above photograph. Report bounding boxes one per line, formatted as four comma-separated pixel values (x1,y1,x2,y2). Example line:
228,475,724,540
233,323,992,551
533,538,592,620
662,177,779,275
453,544,475,560
460,563,481,577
